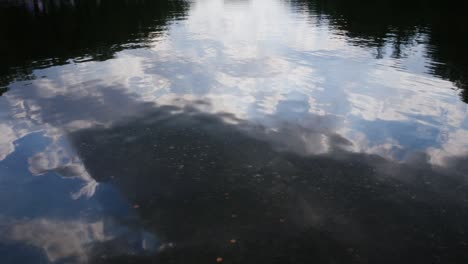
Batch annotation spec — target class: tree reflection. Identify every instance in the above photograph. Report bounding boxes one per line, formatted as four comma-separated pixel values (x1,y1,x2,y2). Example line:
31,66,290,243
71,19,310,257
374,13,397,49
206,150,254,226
0,0,188,88
0,87,8,96
298,0,468,102
2,0,468,102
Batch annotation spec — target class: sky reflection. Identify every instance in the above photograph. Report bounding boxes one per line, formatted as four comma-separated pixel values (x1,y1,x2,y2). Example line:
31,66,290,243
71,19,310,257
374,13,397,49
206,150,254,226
2,0,467,165
1,0,468,263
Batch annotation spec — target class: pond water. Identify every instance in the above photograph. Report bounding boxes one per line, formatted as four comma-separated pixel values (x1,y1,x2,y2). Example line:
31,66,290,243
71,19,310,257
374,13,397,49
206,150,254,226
1,0,468,263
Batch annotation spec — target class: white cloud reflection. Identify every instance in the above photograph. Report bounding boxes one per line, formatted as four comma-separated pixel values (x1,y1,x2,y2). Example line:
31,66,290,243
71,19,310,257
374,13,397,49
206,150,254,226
1,218,111,263
1,0,468,192
1,1,468,263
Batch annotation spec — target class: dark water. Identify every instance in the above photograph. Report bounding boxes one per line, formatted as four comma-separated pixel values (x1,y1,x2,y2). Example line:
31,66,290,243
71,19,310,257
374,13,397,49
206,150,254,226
1,0,468,263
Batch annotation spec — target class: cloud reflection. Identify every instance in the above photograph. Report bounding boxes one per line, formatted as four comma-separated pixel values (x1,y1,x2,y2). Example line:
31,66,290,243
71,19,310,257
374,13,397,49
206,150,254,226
1,0,468,263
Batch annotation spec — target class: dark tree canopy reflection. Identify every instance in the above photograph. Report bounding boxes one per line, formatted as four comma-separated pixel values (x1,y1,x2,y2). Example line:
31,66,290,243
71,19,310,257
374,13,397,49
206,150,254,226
299,0,468,102
0,0,188,87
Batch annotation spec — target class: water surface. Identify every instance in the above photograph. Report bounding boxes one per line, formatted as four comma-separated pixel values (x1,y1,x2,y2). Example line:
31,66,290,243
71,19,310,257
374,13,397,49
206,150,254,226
1,0,468,263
